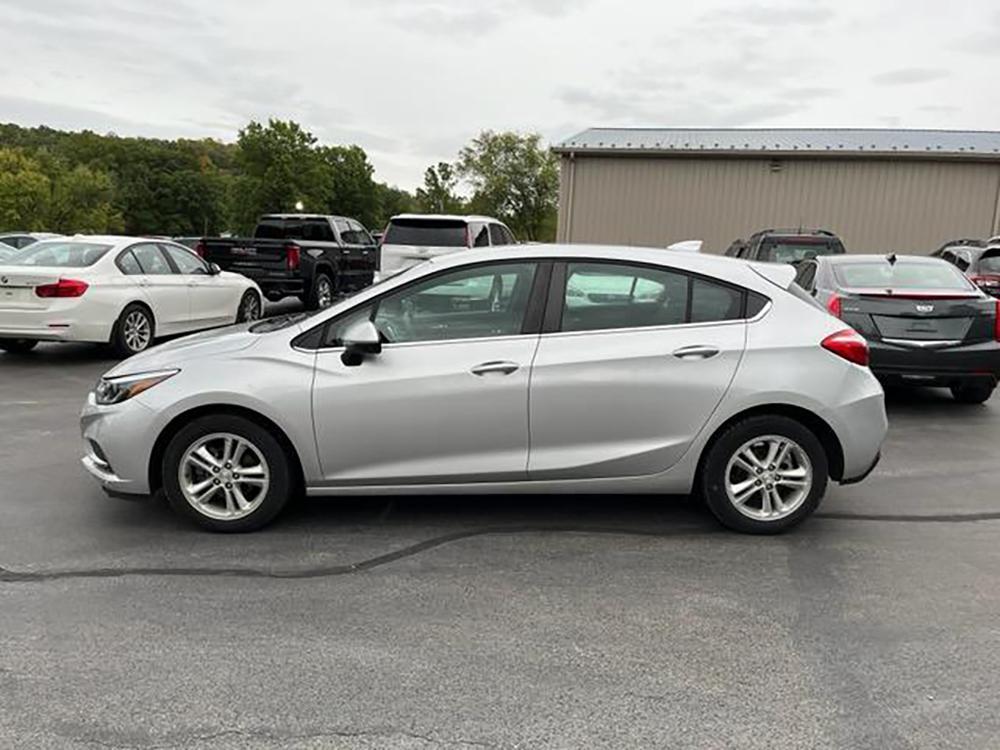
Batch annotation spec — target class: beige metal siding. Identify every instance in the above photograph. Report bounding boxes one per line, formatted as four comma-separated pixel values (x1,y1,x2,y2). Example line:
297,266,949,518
558,156,1000,253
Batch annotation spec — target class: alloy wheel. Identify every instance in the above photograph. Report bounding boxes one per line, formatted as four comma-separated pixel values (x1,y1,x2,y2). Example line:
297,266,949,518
317,276,334,309
123,310,151,352
240,293,261,322
724,435,813,521
178,433,271,521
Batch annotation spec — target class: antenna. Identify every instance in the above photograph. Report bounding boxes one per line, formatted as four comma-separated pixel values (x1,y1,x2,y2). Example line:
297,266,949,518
887,253,898,266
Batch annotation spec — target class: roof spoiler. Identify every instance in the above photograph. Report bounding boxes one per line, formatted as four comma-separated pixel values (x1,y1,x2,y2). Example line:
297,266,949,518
667,240,703,254
747,262,797,290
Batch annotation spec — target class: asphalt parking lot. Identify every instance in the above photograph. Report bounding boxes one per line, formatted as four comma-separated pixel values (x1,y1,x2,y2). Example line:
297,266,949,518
1,324,999,749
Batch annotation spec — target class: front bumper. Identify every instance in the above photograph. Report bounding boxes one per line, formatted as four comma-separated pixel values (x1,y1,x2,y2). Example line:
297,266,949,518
80,392,157,496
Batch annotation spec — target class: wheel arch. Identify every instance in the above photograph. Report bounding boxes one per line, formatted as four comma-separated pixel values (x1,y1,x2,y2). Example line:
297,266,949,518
148,404,305,495
695,403,845,483
113,300,156,342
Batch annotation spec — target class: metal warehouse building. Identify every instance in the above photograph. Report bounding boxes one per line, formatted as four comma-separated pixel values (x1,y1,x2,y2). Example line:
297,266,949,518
553,128,1000,253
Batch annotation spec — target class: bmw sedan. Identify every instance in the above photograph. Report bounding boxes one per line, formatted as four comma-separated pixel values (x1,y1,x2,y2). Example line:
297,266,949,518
0,237,263,356
794,254,1000,403
81,245,887,534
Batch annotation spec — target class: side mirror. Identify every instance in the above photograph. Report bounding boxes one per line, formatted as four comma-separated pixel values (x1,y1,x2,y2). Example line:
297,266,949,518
341,320,382,367
209,263,222,276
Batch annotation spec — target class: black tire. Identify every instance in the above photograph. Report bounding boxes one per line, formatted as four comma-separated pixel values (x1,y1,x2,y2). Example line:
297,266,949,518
235,290,262,323
305,271,335,311
162,414,293,532
111,304,155,358
951,382,995,405
0,338,38,354
700,415,829,535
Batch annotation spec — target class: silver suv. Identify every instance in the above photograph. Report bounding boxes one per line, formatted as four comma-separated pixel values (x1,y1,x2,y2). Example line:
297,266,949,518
81,244,886,535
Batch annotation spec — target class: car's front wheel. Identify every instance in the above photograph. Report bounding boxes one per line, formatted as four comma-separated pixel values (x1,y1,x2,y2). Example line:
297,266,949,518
950,381,995,405
0,338,38,354
162,414,293,532
701,415,828,534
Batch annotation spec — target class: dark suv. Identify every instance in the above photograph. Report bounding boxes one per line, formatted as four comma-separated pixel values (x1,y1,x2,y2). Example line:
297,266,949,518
725,229,846,265
936,242,1000,298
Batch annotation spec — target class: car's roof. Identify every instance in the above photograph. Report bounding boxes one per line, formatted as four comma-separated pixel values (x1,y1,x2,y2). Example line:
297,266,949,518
0,232,62,239
259,213,350,221
391,214,502,223
754,229,839,239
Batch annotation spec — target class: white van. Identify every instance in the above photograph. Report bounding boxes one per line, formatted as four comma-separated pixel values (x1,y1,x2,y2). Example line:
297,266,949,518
378,214,517,279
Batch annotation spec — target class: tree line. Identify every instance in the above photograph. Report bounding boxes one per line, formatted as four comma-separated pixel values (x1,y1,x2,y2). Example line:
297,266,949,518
0,120,559,241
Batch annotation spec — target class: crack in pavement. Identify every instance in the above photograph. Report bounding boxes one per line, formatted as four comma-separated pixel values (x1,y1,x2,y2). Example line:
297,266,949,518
1,511,997,584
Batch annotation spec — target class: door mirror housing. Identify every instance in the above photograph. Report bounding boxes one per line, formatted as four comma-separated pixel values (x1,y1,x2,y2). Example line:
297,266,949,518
209,263,222,276
341,320,382,366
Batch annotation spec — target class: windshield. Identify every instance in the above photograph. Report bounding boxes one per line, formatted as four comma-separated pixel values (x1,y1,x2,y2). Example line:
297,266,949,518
761,240,842,263
978,252,1000,274
8,241,112,267
833,260,974,290
384,219,468,248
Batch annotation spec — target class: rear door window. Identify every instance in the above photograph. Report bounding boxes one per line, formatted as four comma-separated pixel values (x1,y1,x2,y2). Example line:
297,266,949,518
384,219,468,247
131,243,174,275
689,278,744,323
117,251,143,276
470,222,490,247
489,224,507,246
560,263,689,332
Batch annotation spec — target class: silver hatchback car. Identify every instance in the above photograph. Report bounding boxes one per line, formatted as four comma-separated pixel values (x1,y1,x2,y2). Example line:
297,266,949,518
81,245,887,534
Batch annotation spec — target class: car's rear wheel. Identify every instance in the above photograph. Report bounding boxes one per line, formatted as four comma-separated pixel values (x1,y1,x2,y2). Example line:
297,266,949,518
305,272,334,311
951,381,995,405
0,338,38,354
236,290,262,323
701,415,828,534
111,304,154,358
162,414,292,532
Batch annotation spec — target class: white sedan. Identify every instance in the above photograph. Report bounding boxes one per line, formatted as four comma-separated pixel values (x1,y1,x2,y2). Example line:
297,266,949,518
0,236,263,357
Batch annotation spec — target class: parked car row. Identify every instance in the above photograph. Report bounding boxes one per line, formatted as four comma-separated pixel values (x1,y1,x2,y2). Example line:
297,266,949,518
933,237,1000,298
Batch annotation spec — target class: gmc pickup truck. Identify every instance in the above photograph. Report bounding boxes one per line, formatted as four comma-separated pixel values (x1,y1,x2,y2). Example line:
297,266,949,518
195,214,378,310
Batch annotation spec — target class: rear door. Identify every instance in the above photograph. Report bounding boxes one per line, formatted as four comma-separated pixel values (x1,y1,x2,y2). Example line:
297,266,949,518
161,243,234,328
528,261,746,479
128,243,190,335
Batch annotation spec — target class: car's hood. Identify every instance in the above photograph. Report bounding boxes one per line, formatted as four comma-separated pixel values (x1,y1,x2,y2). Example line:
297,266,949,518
105,323,262,377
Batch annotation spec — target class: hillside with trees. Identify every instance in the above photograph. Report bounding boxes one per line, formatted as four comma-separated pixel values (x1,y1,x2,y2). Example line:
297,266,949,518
0,121,558,241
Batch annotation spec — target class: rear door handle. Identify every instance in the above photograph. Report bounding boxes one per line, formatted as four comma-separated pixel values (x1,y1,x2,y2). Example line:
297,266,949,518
471,361,520,376
673,345,720,360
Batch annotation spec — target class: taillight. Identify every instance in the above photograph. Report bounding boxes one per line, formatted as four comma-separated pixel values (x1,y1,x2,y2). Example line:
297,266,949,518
995,300,1000,342
285,243,301,271
821,329,869,367
194,241,206,258
827,293,842,318
35,278,89,298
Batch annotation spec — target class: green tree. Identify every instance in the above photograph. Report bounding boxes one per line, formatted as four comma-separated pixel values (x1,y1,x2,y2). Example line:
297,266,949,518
416,162,464,214
372,183,417,229
321,144,380,228
457,131,559,241
0,149,51,231
234,120,332,231
48,164,123,233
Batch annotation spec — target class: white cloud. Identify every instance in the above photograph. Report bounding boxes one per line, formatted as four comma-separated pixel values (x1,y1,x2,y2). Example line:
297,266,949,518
0,0,995,189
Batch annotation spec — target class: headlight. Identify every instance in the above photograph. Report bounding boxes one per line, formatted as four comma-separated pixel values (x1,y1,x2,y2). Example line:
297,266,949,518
94,369,179,406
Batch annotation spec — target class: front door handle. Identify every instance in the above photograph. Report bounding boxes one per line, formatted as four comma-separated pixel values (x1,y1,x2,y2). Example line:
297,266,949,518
673,345,720,360
471,361,520,376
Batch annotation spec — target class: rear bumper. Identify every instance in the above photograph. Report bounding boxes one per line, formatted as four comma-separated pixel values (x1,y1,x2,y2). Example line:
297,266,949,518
841,451,881,485
869,339,1000,386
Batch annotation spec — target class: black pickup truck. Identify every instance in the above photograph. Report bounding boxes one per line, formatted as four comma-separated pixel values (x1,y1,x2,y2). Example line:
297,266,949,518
195,214,378,310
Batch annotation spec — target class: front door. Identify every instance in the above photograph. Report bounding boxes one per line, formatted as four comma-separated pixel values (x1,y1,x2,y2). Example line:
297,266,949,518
528,261,747,479
161,243,233,328
311,261,542,485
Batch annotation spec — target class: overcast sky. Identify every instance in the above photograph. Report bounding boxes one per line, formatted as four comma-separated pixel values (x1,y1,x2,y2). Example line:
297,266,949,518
0,0,994,189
